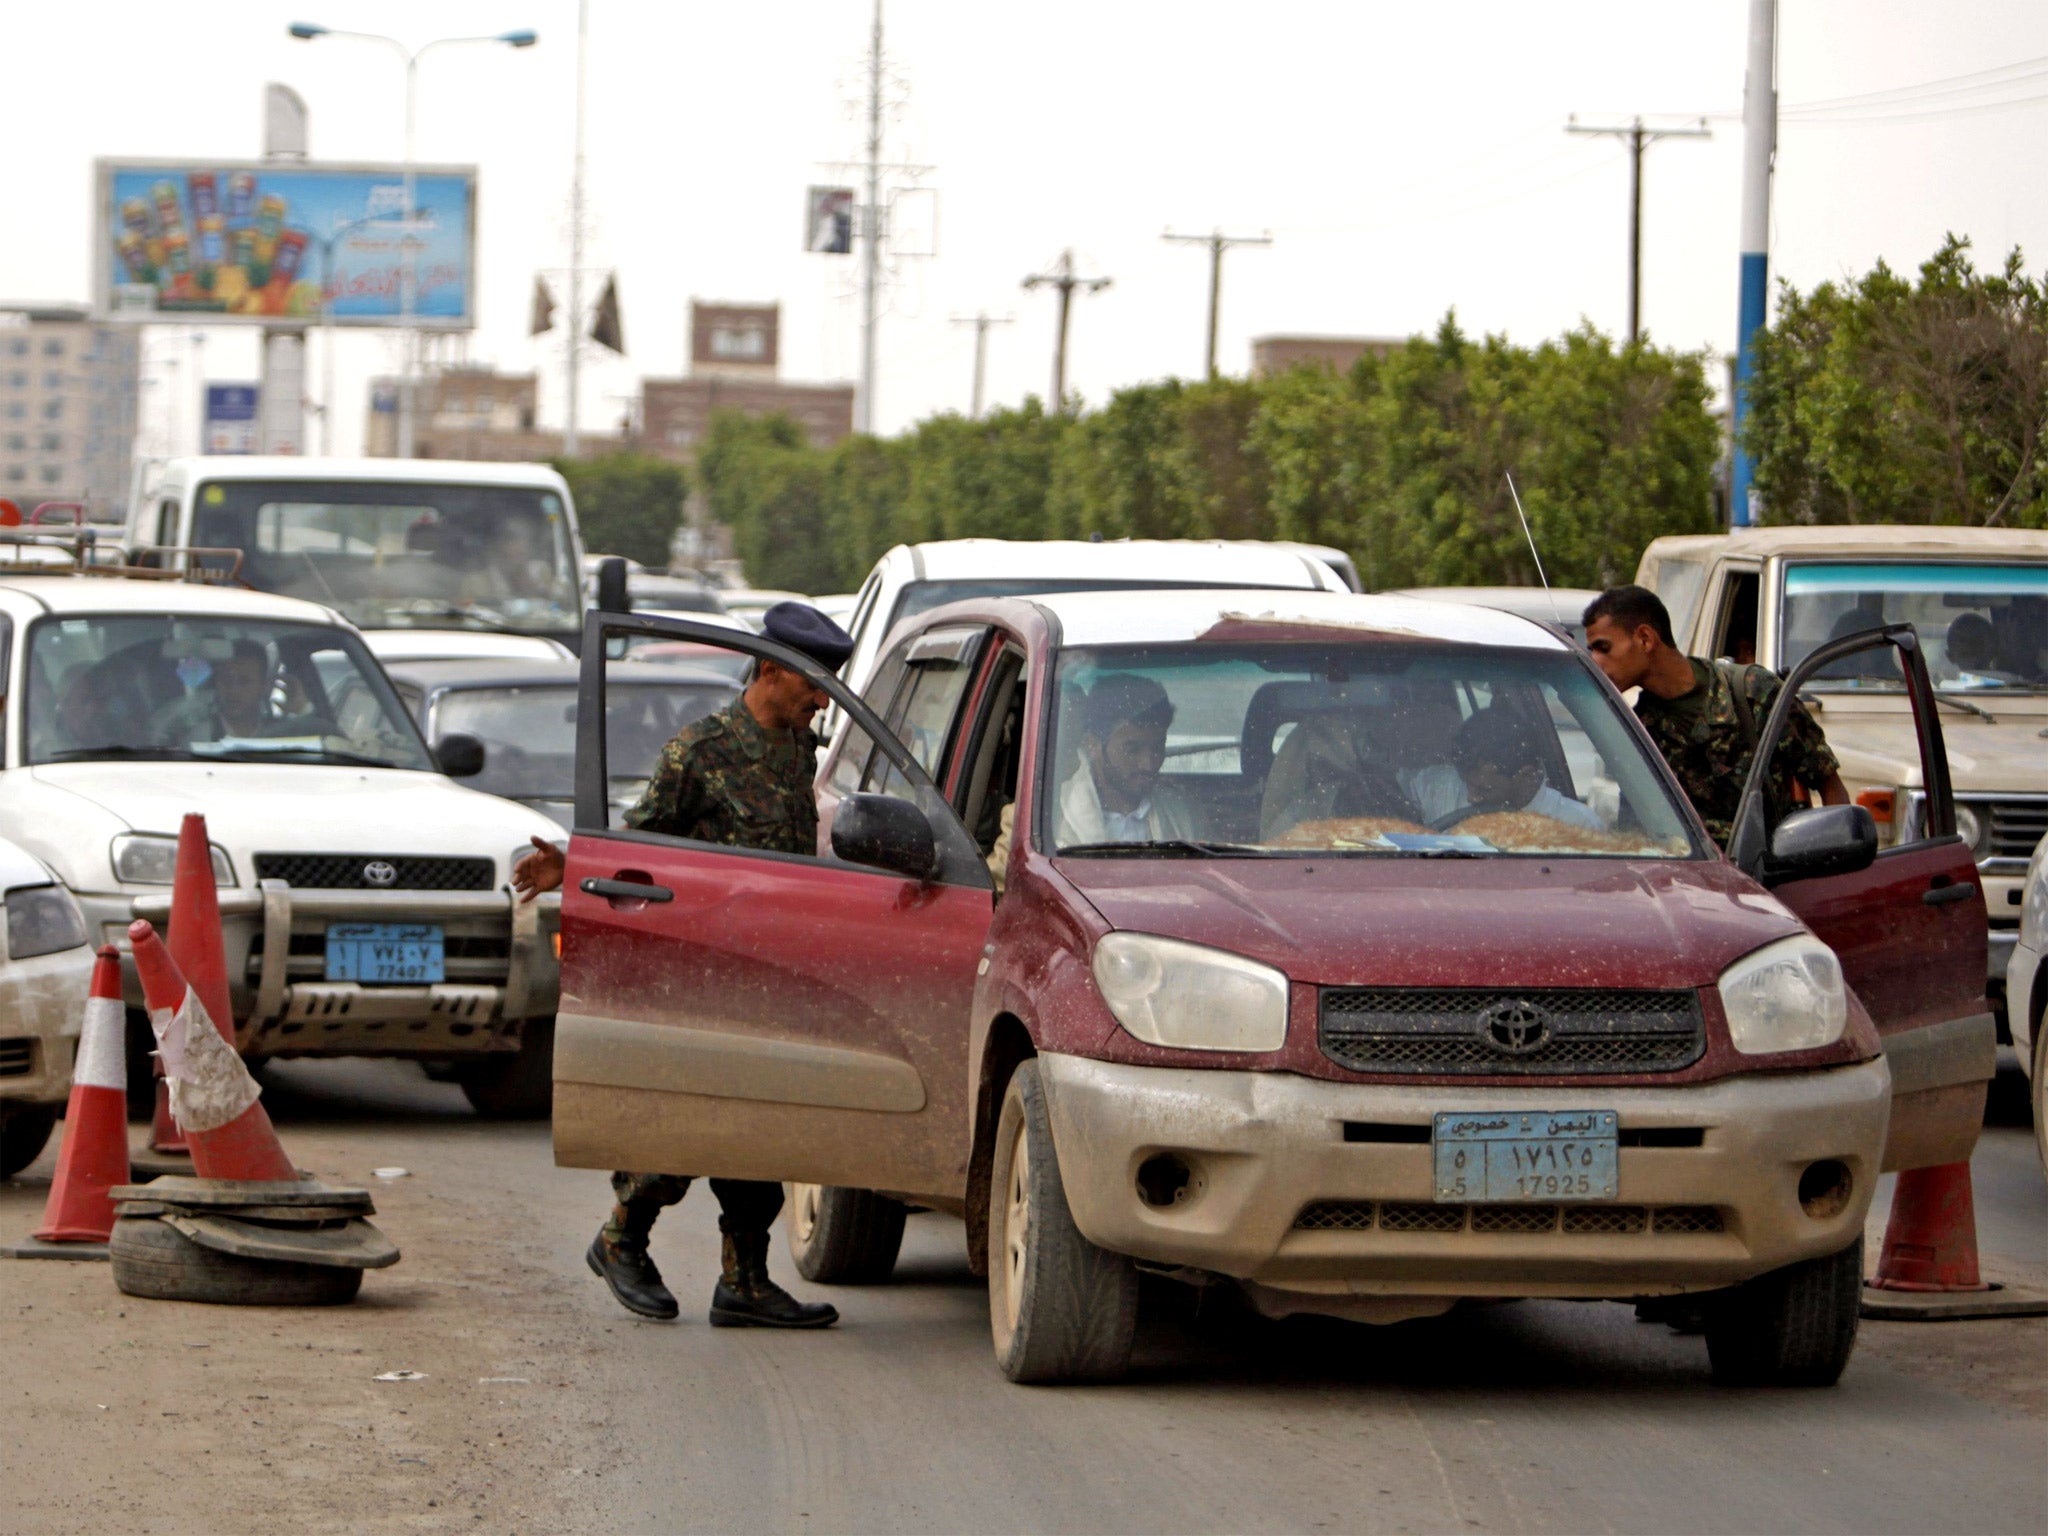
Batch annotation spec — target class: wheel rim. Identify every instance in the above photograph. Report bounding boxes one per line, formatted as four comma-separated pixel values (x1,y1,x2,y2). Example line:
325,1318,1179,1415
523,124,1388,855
1002,1120,1031,1334
792,1182,821,1246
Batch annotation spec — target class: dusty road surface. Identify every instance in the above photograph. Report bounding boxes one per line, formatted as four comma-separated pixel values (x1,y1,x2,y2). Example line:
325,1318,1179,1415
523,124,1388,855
3,1058,2044,1535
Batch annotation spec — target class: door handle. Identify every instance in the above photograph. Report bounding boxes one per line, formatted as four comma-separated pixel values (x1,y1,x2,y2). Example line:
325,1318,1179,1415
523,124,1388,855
1923,880,1976,908
580,876,674,903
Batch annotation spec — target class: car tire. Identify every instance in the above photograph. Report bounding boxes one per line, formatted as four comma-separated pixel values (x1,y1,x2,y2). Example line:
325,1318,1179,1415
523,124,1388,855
459,1017,554,1120
2031,1008,2047,1182
1703,1237,1862,1388
786,1183,907,1283
0,1104,57,1179
986,1060,1139,1384
109,1216,362,1306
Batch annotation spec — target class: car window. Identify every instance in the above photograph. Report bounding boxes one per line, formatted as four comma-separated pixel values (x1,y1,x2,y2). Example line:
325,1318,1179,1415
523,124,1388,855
1044,636,1697,859
864,628,985,799
1655,557,1706,648
26,614,433,771
1783,561,2048,693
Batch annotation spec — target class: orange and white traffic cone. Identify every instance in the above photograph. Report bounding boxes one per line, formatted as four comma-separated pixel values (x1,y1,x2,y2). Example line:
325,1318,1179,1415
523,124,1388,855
167,812,235,1047
149,1068,188,1156
128,920,297,1184
1862,1161,2048,1320
30,947,131,1247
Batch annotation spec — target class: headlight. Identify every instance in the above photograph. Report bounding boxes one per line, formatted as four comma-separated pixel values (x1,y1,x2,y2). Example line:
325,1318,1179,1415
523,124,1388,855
1718,935,1848,1055
1091,932,1289,1053
110,833,236,887
5,884,88,960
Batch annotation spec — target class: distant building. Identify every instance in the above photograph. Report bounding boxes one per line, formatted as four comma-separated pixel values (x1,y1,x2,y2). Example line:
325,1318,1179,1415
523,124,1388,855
0,304,140,520
1250,335,1405,378
639,300,854,457
364,367,620,461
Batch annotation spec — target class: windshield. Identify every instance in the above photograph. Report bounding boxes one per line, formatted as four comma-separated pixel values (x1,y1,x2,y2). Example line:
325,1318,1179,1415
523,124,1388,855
1783,562,2048,693
430,677,737,802
1044,640,1697,859
28,614,433,770
191,479,582,638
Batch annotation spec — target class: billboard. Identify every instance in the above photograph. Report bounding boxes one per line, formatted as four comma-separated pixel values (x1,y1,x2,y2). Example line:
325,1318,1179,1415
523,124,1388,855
805,186,854,254
204,383,259,454
93,159,477,328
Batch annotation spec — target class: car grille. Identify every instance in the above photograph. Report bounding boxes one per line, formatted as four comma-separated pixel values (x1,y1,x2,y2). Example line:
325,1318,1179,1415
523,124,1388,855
1294,1200,1724,1235
252,854,496,891
1980,799,2048,861
0,1037,33,1077
1318,987,1706,1075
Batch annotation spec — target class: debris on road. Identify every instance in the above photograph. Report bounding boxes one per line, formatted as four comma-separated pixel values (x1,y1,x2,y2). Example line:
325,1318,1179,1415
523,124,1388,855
373,1370,428,1382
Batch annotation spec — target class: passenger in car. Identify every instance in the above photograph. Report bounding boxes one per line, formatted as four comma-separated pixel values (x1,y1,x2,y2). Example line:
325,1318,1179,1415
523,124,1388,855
1054,674,1195,848
1451,707,1604,831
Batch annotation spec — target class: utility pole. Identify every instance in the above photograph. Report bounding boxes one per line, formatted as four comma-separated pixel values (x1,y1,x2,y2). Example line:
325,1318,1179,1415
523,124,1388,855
949,312,1013,418
1161,229,1271,378
1564,115,1710,343
856,0,884,434
565,0,588,455
1731,0,1777,526
1022,250,1110,408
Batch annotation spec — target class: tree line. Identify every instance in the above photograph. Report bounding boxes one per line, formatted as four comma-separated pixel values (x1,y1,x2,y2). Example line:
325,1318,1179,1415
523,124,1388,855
558,240,2044,594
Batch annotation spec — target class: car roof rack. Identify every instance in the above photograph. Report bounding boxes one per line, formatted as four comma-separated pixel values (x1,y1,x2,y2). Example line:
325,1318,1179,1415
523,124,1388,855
0,502,245,584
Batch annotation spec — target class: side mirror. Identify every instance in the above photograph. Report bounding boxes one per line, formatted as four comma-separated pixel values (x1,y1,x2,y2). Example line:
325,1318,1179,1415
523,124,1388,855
434,732,486,778
594,556,630,615
1761,804,1877,887
831,792,938,880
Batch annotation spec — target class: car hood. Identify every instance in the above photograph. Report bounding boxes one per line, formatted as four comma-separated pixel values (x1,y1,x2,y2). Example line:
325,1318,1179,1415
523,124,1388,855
1801,694,2048,791
22,763,561,888
1056,856,1803,991
0,835,58,892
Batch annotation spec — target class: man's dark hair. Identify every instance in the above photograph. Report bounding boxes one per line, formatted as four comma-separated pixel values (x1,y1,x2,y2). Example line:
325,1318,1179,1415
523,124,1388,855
1083,673,1174,740
1582,585,1675,648
1453,706,1544,777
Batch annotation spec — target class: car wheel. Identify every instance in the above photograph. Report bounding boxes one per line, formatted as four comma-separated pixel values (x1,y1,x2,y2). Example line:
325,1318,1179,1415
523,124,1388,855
2031,1009,2047,1183
459,1017,554,1120
0,1104,57,1179
1703,1237,1862,1387
109,1215,361,1306
786,1183,907,1283
986,1060,1139,1384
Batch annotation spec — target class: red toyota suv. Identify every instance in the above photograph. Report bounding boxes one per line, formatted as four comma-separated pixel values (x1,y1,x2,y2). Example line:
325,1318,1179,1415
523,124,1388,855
553,590,1992,1386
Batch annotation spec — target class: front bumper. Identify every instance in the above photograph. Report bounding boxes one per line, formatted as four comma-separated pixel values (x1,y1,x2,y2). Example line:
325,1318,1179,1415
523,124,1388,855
92,883,560,1058
0,945,97,1104
1036,1052,1890,1302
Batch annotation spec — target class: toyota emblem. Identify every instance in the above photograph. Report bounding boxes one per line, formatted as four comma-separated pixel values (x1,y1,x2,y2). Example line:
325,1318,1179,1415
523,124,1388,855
362,860,399,888
1479,999,1549,1055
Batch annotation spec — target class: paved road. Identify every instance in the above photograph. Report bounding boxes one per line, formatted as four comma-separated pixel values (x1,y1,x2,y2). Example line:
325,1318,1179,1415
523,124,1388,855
3,1059,2043,1534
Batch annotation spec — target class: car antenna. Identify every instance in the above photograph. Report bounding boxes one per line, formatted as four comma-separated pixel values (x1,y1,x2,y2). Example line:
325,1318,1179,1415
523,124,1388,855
1503,470,1552,598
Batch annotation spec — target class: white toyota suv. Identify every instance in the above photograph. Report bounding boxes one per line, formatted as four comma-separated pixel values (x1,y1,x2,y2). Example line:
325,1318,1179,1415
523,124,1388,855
0,568,566,1116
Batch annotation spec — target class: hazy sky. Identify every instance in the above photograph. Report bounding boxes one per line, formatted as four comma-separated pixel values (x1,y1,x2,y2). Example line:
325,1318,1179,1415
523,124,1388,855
6,1,2046,459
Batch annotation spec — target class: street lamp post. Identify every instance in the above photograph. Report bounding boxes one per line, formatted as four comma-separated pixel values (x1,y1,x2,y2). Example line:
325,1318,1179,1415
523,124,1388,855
289,22,535,458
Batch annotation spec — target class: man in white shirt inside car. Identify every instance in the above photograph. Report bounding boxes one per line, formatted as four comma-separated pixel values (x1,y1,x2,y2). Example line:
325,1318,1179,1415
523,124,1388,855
1055,674,1196,848
1450,706,1604,831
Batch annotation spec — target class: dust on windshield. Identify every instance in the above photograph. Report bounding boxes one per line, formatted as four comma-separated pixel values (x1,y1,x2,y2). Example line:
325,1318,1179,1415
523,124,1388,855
191,479,581,637
1044,640,1697,859
1784,562,2048,692
27,615,433,771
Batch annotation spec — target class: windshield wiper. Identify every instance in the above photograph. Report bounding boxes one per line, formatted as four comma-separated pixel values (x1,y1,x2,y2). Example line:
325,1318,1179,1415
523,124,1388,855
209,747,413,769
1933,692,1996,723
1058,839,1278,858
44,746,205,762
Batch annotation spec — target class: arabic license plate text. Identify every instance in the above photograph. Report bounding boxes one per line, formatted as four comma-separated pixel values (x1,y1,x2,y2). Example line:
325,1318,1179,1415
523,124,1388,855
1432,1109,1618,1202
325,922,445,984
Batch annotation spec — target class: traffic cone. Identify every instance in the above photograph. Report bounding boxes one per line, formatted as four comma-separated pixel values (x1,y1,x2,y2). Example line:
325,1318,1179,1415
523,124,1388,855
128,920,296,1184
151,814,233,1155
31,948,131,1245
149,1068,188,1155
1862,1161,2048,1320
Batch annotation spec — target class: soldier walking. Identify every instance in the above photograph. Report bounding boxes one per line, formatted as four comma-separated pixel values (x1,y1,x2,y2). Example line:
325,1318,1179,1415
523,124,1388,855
514,602,852,1327
1581,585,1847,847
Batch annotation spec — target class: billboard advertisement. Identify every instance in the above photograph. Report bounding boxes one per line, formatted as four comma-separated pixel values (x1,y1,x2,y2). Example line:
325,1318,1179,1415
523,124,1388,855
805,186,854,254
94,159,477,328
204,383,260,454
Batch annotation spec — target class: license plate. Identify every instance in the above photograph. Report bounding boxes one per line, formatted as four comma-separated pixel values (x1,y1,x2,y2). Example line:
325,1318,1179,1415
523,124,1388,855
325,922,444,984
1432,1109,1618,1203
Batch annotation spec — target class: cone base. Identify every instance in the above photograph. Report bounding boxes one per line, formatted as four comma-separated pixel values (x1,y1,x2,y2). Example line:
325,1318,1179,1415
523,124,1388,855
1861,1281,2048,1321
1,1239,110,1262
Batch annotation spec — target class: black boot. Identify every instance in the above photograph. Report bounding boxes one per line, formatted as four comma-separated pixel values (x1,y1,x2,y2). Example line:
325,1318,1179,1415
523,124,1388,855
710,1230,839,1329
587,1231,679,1320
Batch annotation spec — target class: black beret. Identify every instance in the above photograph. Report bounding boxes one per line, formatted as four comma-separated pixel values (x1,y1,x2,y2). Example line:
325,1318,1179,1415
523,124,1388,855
761,601,855,672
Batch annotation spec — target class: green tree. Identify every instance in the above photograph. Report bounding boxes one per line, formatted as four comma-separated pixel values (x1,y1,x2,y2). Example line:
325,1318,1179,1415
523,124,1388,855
1747,237,2048,528
551,452,689,569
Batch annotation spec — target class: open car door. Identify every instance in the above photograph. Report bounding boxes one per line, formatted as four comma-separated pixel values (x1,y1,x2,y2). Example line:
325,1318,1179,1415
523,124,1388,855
1727,623,1994,1171
551,611,995,1203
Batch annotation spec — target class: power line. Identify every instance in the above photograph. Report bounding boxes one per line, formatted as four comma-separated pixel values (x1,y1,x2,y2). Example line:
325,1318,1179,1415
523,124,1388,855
1782,52,2048,114
1564,115,1711,343
948,312,1013,419
1021,251,1110,409
1161,230,1272,379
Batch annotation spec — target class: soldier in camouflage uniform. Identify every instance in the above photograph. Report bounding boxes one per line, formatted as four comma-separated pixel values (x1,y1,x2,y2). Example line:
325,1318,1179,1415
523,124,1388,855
1582,586,1846,848
514,602,852,1327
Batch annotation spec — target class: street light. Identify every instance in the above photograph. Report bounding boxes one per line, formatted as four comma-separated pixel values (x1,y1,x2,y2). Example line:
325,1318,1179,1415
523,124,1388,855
289,22,537,457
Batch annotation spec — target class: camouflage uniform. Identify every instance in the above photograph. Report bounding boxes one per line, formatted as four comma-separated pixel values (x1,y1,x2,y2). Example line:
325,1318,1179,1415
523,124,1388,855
1634,658,1839,849
600,695,819,1257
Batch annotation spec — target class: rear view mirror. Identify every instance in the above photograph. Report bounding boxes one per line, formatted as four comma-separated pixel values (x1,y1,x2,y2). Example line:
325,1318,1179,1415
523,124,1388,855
831,792,938,880
594,556,630,615
1761,804,1877,887
435,732,486,778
